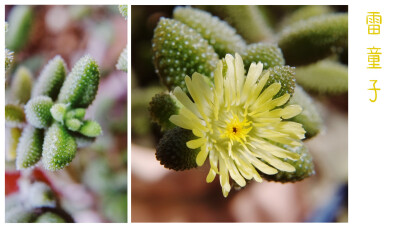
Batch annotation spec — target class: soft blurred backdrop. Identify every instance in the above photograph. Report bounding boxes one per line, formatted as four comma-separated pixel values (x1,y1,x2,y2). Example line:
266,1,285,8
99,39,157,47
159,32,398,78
5,5,127,223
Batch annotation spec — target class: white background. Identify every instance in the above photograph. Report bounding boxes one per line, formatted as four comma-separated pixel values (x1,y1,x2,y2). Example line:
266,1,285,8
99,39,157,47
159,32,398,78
2,0,400,225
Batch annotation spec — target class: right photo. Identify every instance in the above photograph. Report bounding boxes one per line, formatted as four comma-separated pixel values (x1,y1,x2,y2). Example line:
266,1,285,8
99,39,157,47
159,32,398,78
131,5,348,222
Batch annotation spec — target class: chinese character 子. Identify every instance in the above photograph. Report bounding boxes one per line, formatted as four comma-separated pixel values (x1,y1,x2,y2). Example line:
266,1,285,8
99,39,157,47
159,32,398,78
367,47,382,69
368,80,380,102
367,12,382,34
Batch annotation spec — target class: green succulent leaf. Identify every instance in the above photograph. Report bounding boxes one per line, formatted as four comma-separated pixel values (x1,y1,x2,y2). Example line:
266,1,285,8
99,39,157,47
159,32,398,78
58,55,100,108
6,128,22,161
50,103,68,123
260,144,315,183
5,48,14,71
5,104,25,127
5,5,33,51
156,127,200,171
79,120,102,137
116,47,127,72
32,55,67,100
209,5,274,43
16,126,44,170
152,18,219,93
295,59,348,94
280,5,333,29
25,182,56,208
65,118,83,131
173,6,246,58
287,86,323,139
279,13,348,66
25,96,53,128
42,122,77,171
264,65,296,98
118,5,128,20
11,66,33,104
149,92,180,131
65,108,86,120
242,43,285,72
35,212,65,223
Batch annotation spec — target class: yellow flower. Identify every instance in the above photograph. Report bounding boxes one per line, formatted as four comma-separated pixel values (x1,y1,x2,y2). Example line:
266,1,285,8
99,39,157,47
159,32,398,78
170,53,305,197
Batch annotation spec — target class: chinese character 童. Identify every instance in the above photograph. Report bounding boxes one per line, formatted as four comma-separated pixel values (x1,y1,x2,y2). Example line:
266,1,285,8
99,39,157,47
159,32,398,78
367,12,382,34
367,47,382,69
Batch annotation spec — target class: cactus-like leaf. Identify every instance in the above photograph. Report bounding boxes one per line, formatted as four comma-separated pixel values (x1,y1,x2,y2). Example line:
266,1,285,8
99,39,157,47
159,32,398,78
6,128,22,161
65,108,86,120
25,96,53,128
118,5,128,20
5,5,33,51
65,118,83,131
209,5,274,43
242,43,285,72
32,55,67,100
156,127,200,171
11,66,32,104
42,123,77,171
58,55,100,108
24,182,56,208
260,144,315,183
50,103,67,123
263,65,296,98
116,47,127,72
149,92,180,131
5,104,25,127
152,18,219,92
79,120,102,137
16,126,44,169
5,48,14,71
35,212,65,223
287,86,322,138
173,6,246,57
279,13,348,66
295,59,348,94
280,5,333,29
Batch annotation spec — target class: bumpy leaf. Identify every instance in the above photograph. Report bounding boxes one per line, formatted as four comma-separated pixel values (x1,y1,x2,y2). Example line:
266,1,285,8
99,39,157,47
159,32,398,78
65,108,86,120
263,65,296,98
58,55,100,108
116,47,127,72
242,43,285,72
65,118,83,131
173,6,246,57
32,55,67,100
5,5,33,51
280,5,333,29
16,126,44,170
279,13,348,66
6,128,22,161
209,5,274,43
5,104,25,127
156,127,200,171
152,18,219,92
118,5,128,20
42,123,77,171
5,48,13,70
149,92,180,131
25,182,56,208
287,86,322,138
35,212,65,223
50,103,67,123
11,66,32,104
260,144,315,183
295,59,348,94
25,96,53,128
79,120,102,137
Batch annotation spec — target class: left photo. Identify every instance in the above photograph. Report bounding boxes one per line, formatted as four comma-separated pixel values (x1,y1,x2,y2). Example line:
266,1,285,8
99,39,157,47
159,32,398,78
5,5,128,223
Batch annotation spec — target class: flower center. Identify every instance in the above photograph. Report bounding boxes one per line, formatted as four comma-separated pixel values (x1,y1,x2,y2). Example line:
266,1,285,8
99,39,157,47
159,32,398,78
222,114,252,144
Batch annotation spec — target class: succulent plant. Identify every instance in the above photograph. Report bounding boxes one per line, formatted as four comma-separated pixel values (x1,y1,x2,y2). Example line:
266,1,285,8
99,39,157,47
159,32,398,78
148,6,347,196
5,55,102,171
